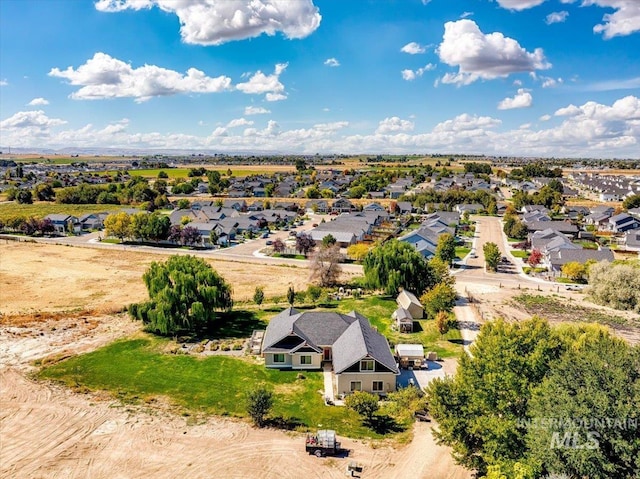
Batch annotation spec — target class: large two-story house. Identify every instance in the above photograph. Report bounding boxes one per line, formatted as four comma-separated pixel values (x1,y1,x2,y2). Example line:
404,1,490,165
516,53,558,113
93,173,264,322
261,308,399,395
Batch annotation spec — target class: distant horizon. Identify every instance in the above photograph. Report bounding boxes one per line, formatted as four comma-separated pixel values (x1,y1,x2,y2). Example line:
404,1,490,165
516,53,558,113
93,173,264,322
1,1,639,158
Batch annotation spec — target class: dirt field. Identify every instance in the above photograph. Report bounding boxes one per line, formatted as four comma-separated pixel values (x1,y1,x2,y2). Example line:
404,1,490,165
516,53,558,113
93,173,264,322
0,242,314,315
0,241,472,479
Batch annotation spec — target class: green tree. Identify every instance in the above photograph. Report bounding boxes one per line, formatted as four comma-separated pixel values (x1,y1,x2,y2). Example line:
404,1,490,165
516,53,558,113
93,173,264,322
128,255,233,336
157,170,168,178
177,198,190,210
321,234,337,247
253,286,265,308
104,212,132,242
483,242,501,272
287,285,295,306
587,261,640,312
16,189,33,204
345,391,379,423
435,233,456,265
421,283,457,319
307,285,322,304
346,243,372,261
527,331,640,478
363,240,435,296
622,194,640,210
429,257,455,287
34,183,55,201
246,385,274,428
426,318,565,475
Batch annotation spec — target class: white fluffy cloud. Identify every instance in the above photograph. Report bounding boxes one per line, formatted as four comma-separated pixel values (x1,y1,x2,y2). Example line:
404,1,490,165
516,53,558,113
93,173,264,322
0,79,8,86
49,52,232,102
27,97,49,106
0,110,66,130
493,0,546,10
546,11,569,24
3,97,639,157
95,0,322,46
541,76,563,88
324,58,340,67
437,20,551,85
588,0,640,38
236,63,288,101
401,64,436,81
492,0,640,38
376,117,414,134
401,42,426,54
244,106,271,115
227,118,254,128
498,89,533,110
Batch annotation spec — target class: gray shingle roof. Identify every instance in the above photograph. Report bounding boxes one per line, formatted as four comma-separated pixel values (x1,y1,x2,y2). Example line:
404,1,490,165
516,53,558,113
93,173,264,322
333,312,398,374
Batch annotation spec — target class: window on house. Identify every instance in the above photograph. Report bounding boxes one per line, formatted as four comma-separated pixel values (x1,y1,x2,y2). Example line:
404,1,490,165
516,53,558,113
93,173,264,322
350,381,362,392
372,381,384,392
360,360,374,371
300,355,312,365
273,354,285,363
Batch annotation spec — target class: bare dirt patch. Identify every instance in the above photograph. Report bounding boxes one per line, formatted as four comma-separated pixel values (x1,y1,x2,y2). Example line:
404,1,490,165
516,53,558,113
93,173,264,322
0,242,313,315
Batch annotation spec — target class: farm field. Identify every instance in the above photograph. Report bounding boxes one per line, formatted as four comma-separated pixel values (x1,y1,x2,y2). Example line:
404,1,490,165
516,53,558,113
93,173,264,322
0,202,129,222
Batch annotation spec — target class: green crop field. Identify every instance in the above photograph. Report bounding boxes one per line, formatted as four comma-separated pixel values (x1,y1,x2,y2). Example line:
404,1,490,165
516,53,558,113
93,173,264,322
0,202,129,221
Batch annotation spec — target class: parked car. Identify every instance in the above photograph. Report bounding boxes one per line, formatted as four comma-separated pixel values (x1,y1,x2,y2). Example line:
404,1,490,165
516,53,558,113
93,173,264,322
266,240,273,246
261,232,269,239
289,231,298,237
312,223,318,227
565,284,584,291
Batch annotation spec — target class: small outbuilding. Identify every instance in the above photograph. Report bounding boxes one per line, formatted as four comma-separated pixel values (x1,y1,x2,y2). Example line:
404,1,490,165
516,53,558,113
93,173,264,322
392,307,414,333
396,290,423,319
395,344,425,369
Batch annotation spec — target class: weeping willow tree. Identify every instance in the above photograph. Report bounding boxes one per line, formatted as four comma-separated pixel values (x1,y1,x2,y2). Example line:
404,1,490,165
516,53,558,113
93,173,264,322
362,240,435,296
129,255,233,336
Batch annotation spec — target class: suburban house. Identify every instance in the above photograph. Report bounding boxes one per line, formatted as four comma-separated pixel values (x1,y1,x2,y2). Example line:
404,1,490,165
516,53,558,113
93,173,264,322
608,213,640,233
43,213,80,234
261,308,399,395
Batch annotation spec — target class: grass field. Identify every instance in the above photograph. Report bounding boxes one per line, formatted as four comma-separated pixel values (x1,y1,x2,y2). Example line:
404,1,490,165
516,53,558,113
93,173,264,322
0,202,129,221
510,250,529,259
37,336,386,438
455,246,470,260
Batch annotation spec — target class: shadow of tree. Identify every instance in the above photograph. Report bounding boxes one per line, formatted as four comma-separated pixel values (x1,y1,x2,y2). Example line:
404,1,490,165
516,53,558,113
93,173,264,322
365,414,406,434
209,310,266,338
266,415,305,430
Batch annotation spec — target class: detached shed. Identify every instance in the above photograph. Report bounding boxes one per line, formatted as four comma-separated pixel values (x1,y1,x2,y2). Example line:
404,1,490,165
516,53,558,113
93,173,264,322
396,290,423,319
395,344,425,369
392,307,414,333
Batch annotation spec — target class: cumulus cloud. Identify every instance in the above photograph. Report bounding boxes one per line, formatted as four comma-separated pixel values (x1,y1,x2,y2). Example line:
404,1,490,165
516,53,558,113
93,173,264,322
27,97,49,106
0,110,66,130
541,76,563,88
401,42,426,54
49,52,232,102
376,117,415,134
401,64,436,81
245,105,271,115
437,20,551,85
491,0,640,38
236,63,288,101
588,0,640,38
546,11,569,24
0,79,8,86
95,0,322,46
493,0,546,10
498,89,533,110
3,97,639,158
227,118,254,128
324,58,340,67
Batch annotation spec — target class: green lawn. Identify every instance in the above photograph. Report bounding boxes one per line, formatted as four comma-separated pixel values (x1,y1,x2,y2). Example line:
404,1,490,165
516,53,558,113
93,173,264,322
38,336,395,438
455,246,470,259
510,250,529,259
332,296,463,359
0,202,129,221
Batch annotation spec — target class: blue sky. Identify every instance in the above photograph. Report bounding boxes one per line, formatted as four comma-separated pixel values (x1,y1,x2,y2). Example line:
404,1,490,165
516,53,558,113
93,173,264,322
1,0,639,157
